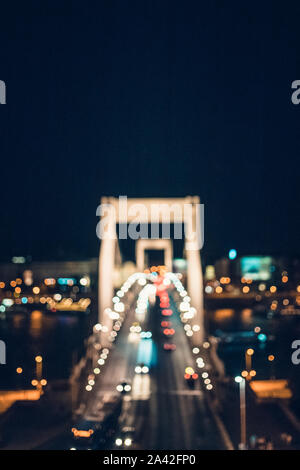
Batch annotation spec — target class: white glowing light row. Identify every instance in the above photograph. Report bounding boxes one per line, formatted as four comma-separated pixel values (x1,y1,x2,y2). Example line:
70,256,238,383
85,272,153,392
192,346,213,390
165,272,214,391
165,272,201,336
135,283,156,316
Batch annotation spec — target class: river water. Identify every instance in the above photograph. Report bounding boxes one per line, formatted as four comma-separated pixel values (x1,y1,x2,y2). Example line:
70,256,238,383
208,307,300,398
0,308,94,389
1,302,300,400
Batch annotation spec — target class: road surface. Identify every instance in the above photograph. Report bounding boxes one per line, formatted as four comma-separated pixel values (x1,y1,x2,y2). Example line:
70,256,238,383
41,285,226,450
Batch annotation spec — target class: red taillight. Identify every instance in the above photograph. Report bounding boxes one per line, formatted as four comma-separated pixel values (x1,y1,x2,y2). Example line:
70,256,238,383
163,328,175,336
184,373,191,379
192,373,198,380
164,343,176,350
162,309,172,316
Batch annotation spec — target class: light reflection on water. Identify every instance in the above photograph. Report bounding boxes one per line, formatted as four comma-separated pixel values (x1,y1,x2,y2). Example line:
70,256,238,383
208,307,300,393
0,308,92,389
213,309,234,321
241,308,253,325
29,310,43,338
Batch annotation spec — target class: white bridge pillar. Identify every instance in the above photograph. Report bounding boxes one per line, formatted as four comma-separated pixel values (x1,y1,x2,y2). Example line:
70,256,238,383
98,200,116,345
185,198,204,345
98,197,204,345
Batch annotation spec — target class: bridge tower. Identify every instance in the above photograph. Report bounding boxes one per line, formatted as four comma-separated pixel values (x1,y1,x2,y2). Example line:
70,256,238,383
97,197,204,344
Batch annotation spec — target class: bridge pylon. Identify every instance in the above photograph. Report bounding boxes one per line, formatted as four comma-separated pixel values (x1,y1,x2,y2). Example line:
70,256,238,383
98,197,204,345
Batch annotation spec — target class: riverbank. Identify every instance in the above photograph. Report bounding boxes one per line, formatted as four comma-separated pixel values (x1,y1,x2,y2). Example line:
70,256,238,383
0,380,72,449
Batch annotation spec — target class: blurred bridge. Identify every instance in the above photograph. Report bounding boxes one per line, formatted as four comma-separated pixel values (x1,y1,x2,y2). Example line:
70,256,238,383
67,198,231,450
98,197,204,346
70,267,230,450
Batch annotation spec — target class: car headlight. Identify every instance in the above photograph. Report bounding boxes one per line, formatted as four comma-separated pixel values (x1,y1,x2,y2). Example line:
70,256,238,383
124,438,132,446
115,438,122,446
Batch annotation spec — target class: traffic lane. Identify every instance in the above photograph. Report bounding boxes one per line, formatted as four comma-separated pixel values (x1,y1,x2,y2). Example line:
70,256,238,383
128,297,186,448
168,297,225,449
152,303,223,449
130,294,224,450
84,301,140,417
39,289,147,449
37,301,140,450
84,287,153,418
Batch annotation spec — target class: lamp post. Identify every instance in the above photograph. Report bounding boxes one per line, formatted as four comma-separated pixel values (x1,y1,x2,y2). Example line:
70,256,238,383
268,354,275,379
35,356,42,379
235,376,247,450
245,348,254,379
16,366,23,389
34,355,47,394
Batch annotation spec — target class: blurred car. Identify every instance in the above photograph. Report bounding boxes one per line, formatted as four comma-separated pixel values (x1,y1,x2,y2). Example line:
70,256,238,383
130,322,141,334
114,426,137,449
71,420,102,449
163,328,175,336
135,363,149,374
163,342,176,351
161,309,173,316
140,331,152,339
116,380,132,394
71,393,122,449
184,367,198,387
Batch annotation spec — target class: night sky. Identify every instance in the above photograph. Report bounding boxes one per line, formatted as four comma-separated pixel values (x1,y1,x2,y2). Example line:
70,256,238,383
0,1,300,262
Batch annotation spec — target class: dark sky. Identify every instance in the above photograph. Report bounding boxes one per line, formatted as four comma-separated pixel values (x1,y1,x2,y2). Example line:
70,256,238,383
0,1,300,262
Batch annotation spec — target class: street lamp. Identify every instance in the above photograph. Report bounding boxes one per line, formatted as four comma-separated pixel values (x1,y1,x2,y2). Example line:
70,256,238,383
268,354,275,379
235,376,247,450
35,355,42,381
34,355,46,394
16,366,23,389
245,348,254,378
241,369,256,380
